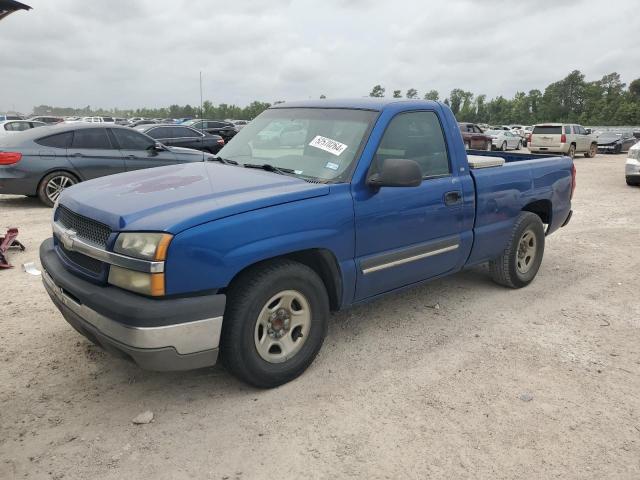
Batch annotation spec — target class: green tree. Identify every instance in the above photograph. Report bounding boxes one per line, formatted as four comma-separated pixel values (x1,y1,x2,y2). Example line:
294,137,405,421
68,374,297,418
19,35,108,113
424,90,439,101
392,90,402,98
369,85,385,97
319,94,326,99
406,88,418,99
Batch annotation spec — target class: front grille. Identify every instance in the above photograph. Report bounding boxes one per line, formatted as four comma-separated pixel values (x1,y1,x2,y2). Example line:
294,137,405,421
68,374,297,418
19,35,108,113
58,244,104,275
56,205,111,247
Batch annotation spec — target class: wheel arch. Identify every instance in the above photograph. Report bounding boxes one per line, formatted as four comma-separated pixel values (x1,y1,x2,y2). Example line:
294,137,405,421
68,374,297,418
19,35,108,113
224,248,343,311
522,199,552,227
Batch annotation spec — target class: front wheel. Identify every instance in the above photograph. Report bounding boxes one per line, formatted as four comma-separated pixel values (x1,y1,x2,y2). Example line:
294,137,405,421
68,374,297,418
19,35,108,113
37,171,79,207
220,260,329,388
489,212,545,289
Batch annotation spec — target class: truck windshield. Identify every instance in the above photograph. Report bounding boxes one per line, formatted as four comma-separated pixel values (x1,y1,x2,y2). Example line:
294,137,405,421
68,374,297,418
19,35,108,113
216,108,377,182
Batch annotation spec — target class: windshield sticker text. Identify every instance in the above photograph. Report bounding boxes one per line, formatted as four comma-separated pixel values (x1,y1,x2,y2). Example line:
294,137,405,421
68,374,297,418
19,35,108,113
309,136,348,156
325,162,339,170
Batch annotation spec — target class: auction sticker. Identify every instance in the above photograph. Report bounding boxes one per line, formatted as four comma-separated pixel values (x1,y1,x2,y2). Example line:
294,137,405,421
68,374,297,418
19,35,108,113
309,135,348,156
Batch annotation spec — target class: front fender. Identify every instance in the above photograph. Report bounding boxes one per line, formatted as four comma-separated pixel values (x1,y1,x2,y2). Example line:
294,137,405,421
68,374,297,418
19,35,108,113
164,185,355,296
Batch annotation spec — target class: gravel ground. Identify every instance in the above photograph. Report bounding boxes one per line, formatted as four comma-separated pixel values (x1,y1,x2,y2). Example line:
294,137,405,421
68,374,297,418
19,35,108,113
1,153,639,479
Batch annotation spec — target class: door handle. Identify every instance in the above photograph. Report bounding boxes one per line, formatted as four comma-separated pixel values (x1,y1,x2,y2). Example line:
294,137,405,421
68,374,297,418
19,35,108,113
444,191,462,206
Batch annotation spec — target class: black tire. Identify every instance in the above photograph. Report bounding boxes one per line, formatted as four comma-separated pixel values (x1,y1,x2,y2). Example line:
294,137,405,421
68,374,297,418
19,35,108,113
501,142,507,151
516,141,522,150
220,259,329,388
37,171,79,207
489,212,545,289
614,144,622,155
464,141,471,150
584,143,597,158
627,177,640,186
567,144,576,159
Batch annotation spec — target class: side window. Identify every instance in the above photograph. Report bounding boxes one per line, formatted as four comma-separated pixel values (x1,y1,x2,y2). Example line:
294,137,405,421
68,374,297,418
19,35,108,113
564,125,572,135
147,127,173,139
35,132,74,148
473,125,482,133
578,126,586,135
71,128,112,149
207,121,224,129
111,128,154,150
374,111,451,178
174,127,197,137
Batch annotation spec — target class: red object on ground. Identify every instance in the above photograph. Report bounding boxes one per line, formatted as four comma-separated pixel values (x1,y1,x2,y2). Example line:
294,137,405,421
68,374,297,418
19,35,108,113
0,227,25,269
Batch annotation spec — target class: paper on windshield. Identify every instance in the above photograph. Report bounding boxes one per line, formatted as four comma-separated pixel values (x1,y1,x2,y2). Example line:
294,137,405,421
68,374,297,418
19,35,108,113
308,136,348,156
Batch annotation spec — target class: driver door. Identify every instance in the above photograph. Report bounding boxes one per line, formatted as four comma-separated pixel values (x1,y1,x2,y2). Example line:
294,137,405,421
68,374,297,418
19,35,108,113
110,128,177,171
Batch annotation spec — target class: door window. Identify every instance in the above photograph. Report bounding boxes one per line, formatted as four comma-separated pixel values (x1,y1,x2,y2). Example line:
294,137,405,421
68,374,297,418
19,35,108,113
111,128,155,150
146,127,173,139
71,129,112,149
36,132,73,148
374,111,450,178
173,127,199,138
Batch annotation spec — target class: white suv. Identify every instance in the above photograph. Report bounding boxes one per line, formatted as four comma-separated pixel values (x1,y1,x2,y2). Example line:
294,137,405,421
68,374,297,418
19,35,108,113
529,123,598,158
626,143,640,186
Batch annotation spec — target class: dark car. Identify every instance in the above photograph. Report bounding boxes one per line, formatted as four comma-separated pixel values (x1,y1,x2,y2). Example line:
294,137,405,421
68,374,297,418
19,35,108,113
128,119,158,128
0,123,212,206
29,116,64,124
597,132,638,154
183,119,238,142
135,124,225,154
458,122,492,150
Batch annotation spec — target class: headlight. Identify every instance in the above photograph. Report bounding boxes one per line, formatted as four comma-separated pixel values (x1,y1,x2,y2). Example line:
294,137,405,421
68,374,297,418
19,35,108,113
108,265,165,297
114,232,172,261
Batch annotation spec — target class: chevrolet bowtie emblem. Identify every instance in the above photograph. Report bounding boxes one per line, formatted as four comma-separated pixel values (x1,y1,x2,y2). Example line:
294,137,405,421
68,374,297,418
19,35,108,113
59,228,77,250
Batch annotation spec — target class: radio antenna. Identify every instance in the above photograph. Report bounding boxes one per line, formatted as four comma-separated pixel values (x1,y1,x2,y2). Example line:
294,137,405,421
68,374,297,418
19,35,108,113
200,71,205,161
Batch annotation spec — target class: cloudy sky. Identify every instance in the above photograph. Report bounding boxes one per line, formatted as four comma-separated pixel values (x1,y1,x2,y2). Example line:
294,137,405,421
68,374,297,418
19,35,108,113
1,0,639,113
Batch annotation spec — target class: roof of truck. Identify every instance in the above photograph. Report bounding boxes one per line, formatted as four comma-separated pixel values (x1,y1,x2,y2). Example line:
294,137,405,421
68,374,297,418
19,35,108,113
270,98,440,111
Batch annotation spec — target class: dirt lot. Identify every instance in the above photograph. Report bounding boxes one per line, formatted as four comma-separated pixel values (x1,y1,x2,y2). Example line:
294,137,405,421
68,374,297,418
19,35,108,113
1,153,639,479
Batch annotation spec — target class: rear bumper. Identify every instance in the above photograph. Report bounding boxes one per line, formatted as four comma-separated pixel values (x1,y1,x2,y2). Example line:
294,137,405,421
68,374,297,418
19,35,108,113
529,143,568,154
40,238,226,371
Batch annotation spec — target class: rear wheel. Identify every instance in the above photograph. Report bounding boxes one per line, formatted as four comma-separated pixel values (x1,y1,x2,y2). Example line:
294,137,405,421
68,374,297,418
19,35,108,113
516,140,522,150
220,260,329,388
584,143,597,158
489,212,545,289
567,144,576,159
501,141,507,151
37,171,78,207
486,141,492,151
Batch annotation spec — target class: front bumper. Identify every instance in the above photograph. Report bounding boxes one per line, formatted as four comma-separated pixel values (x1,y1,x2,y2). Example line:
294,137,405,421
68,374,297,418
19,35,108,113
625,158,640,177
40,238,226,371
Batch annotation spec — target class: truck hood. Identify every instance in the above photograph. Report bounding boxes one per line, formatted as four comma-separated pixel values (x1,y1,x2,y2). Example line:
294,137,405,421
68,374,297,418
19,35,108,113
58,162,330,233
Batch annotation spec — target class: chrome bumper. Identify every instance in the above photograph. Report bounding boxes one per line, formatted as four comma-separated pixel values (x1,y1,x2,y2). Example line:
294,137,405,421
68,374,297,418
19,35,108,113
42,268,224,371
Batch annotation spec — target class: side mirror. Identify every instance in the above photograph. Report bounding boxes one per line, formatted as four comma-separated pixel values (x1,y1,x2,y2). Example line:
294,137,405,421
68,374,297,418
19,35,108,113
154,142,166,152
367,158,423,188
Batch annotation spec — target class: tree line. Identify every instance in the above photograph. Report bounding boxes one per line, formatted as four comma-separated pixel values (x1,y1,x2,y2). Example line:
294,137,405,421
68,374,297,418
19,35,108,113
31,100,273,121
369,70,640,126
29,70,640,126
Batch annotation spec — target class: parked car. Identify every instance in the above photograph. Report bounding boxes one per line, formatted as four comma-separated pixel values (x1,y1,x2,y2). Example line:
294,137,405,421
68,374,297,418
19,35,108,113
183,119,238,142
596,132,637,154
626,142,640,186
80,116,104,123
29,116,63,124
0,123,213,206
0,114,24,121
0,120,46,135
134,124,225,154
485,129,523,151
458,122,492,150
114,118,129,126
529,124,598,158
232,120,250,130
128,119,158,128
39,98,574,387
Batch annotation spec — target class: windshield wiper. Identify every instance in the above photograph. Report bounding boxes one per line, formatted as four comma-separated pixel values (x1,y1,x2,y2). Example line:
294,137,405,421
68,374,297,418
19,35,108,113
210,156,238,165
243,163,296,175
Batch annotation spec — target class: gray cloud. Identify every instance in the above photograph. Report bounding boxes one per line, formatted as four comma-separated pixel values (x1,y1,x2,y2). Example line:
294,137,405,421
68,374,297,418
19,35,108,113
0,0,639,113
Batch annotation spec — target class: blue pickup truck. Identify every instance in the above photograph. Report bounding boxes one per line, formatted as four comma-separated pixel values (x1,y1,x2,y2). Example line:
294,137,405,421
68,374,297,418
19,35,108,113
40,99,575,387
